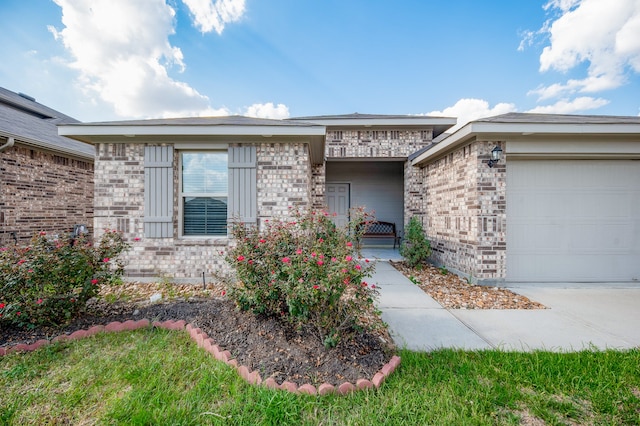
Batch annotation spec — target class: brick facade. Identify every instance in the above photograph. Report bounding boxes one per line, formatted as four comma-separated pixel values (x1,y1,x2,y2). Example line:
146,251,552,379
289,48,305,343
257,142,311,226
0,144,94,244
421,140,506,284
93,142,312,282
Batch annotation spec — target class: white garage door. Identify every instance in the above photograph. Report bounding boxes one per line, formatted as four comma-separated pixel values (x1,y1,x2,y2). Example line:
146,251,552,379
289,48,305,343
507,160,640,282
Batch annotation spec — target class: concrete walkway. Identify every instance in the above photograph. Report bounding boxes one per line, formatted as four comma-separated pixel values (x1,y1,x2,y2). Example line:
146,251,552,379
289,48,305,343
362,250,640,352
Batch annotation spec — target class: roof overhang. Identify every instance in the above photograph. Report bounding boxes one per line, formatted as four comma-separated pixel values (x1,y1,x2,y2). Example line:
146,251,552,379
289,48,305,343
412,120,640,166
58,121,327,164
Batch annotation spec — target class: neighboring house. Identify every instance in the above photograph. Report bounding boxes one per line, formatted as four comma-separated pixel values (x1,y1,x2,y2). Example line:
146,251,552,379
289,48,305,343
0,87,94,244
58,112,640,284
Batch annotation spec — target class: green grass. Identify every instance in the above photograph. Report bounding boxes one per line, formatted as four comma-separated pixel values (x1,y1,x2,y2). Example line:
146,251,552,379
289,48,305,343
1,329,639,425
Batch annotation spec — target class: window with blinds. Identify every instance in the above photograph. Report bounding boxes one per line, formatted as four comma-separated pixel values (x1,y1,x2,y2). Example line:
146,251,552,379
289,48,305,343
181,152,228,236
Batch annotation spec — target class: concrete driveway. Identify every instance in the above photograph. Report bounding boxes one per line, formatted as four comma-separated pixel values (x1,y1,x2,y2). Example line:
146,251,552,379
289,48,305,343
453,283,640,351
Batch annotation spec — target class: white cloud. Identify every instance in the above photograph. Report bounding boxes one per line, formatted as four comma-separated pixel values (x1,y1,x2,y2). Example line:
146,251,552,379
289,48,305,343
244,102,290,120
182,0,246,34
526,96,609,114
530,0,640,99
424,98,516,132
49,0,247,119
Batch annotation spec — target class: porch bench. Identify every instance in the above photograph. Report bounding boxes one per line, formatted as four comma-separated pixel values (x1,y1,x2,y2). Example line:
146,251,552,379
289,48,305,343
358,221,401,249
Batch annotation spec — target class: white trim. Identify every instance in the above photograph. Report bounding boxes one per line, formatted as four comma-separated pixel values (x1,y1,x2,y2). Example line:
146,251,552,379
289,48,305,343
178,150,229,238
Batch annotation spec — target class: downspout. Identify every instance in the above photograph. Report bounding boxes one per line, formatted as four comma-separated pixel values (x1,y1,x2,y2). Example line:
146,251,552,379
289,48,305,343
0,136,15,152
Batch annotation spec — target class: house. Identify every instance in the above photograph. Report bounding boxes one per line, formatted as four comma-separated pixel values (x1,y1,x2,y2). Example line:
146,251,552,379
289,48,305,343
58,112,640,284
0,87,94,244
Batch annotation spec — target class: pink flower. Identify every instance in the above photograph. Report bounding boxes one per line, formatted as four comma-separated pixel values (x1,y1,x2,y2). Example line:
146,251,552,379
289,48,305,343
365,259,370,263
317,260,324,266
313,285,320,290
16,311,21,316
134,237,141,241
103,257,110,263
331,257,338,262
341,268,348,274
318,238,324,243
17,259,26,265
36,298,43,305
296,248,303,255
248,259,254,265
259,239,266,243
355,264,362,270
0,303,5,309
39,231,46,236
91,279,99,285
0,247,7,251
311,252,317,258
343,278,350,285
371,284,377,289
298,278,304,283
346,242,353,247
282,257,291,263
237,255,245,261
345,255,353,261
221,290,226,296
361,281,368,287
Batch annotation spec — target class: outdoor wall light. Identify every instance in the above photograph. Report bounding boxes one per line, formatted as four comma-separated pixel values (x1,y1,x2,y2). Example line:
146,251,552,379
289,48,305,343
487,145,503,168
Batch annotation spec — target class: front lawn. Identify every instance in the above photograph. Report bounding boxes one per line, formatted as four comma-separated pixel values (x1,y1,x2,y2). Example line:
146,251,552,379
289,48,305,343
1,328,638,425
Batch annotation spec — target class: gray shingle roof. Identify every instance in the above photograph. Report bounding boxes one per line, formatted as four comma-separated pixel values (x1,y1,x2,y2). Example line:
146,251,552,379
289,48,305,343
477,112,640,125
0,87,94,159
72,115,321,127
291,113,438,120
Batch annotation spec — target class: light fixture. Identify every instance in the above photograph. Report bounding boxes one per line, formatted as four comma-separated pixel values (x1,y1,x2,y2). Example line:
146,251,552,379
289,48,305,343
487,145,503,168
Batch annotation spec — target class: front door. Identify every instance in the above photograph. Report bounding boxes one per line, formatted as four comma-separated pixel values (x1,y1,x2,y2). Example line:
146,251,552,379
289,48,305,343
326,183,350,228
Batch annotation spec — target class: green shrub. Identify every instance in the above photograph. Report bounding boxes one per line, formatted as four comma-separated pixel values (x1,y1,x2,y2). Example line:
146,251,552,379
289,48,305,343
226,208,377,348
400,217,432,268
0,230,129,329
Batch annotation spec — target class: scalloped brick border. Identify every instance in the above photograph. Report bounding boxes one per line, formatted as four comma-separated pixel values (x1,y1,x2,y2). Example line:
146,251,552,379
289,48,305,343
0,319,401,396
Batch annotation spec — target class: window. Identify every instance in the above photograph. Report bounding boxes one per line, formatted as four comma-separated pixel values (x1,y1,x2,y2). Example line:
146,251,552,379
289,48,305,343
181,152,228,236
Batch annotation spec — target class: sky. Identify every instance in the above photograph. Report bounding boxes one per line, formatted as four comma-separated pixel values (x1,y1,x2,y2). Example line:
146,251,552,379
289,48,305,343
1,0,639,131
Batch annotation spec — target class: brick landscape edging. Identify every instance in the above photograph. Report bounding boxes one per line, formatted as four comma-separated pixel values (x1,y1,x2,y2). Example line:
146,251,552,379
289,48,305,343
0,319,401,395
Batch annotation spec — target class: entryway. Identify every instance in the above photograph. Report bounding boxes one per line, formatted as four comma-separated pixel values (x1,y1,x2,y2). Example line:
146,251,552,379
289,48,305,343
326,161,405,246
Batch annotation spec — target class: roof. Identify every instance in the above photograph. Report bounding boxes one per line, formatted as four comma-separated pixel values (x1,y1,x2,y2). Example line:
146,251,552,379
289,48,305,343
58,115,327,165
476,112,640,125
290,113,456,138
0,87,94,160
75,115,323,128
412,112,640,166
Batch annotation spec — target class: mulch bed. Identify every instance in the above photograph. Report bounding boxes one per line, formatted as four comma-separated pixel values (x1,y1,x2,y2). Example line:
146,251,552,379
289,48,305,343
0,283,395,387
390,261,546,310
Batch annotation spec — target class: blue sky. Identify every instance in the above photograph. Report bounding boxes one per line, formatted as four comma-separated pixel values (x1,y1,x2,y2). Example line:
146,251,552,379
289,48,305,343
1,0,639,129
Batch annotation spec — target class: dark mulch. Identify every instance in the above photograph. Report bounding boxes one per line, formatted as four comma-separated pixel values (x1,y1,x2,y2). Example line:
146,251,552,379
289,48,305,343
0,297,395,387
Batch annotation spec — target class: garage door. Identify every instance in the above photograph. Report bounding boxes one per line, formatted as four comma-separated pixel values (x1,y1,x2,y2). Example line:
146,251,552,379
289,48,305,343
507,160,640,282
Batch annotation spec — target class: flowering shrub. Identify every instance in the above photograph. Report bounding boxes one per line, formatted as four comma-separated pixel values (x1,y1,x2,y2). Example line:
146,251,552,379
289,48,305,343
227,208,377,348
0,230,129,329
